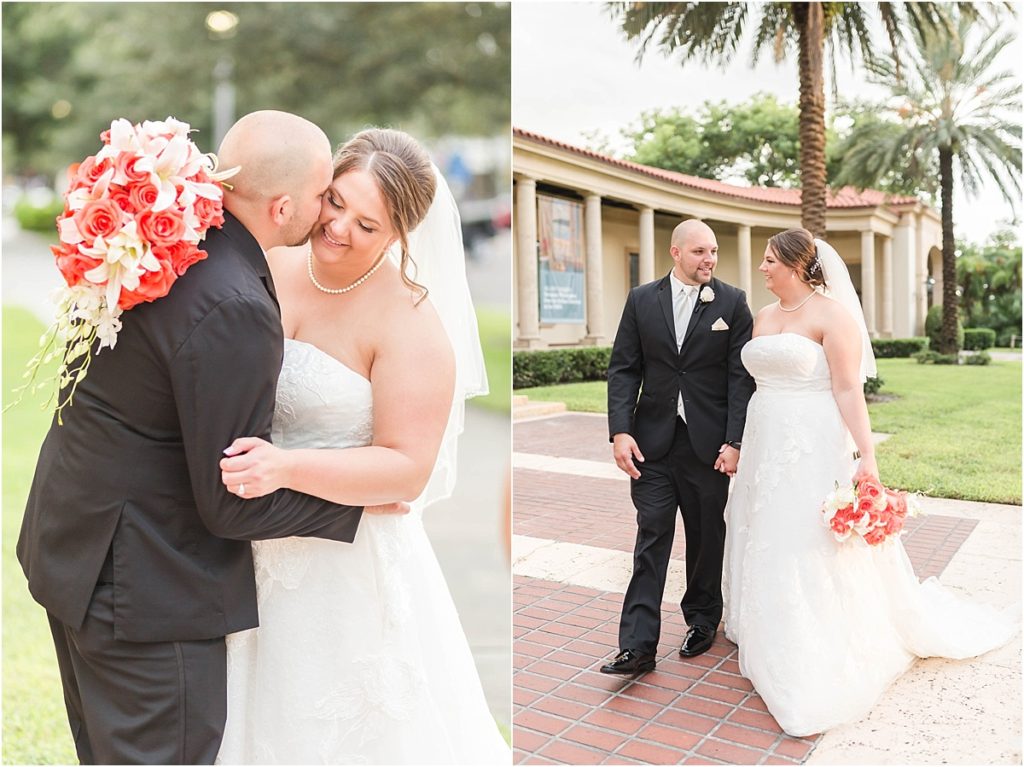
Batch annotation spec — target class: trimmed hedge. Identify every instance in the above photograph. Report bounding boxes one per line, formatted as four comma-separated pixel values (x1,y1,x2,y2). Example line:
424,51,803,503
515,345,886,397
13,193,63,234
965,351,992,365
513,346,612,388
913,350,959,365
871,337,929,358
963,328,996,351
925,304,964,351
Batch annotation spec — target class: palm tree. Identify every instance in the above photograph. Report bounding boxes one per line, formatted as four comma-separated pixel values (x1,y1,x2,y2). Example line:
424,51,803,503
608,2,999,238
835,14,1021,354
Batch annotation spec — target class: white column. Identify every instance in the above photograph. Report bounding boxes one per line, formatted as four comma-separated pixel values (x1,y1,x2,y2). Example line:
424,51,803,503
583,193,605,345
860,230,877,337
893,216,919,337
515,177,541,348
915,215,929,334
881,236,894,338
736,224,752,301
639,206,655,284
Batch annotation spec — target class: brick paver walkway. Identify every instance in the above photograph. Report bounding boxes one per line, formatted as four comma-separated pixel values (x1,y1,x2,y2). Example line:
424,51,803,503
513,414,981,765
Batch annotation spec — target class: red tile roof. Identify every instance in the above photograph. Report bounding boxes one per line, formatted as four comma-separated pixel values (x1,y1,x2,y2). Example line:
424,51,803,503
514,128,921,210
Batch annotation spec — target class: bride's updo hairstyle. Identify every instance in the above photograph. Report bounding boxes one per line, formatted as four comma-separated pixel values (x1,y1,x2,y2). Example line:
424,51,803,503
767,228,827,288
332,128,436,302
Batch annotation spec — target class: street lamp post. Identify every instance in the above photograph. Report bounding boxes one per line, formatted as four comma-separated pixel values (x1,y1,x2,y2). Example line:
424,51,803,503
205,10,239,149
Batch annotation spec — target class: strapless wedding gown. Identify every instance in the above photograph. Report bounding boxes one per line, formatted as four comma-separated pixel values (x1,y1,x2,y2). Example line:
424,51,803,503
217,339,509,764
723,333,1017,737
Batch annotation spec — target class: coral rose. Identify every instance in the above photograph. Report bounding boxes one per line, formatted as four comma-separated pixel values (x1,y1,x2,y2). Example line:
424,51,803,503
192,195,224,229
136,208,186,248
153,241,208,276
128,182,160,212
118,255,177,310
52,242,103,287
858,477,887,511
114,151,151,186
73,198,124,242
107,186,132,212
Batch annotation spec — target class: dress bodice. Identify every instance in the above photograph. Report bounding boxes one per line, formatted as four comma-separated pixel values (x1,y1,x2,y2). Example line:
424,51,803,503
272,339,373,449
741,333,832,393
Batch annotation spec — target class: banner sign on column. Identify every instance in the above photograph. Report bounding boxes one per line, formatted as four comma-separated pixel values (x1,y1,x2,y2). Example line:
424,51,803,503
537,194,585,323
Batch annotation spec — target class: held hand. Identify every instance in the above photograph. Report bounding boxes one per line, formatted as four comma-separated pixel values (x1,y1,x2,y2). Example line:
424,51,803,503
714,444,740,477
365,502,411,515
220,437,288,499
852,453,880,486
612,433,644,479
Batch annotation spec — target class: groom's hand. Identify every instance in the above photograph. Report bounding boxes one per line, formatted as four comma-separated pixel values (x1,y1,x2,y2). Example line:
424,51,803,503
365,502,411,515
612,433,644,479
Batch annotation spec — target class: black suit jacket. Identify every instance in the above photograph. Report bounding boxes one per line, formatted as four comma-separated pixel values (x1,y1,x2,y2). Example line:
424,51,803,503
607,274,755,465
18,212,363,642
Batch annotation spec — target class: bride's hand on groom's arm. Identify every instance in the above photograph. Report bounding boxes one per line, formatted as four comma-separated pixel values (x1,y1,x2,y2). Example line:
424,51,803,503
220,437,411,515
221,437,293,498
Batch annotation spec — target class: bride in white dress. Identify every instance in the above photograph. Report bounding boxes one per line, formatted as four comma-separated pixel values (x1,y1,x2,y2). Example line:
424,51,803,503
722,227,1017,737
213,129,509,764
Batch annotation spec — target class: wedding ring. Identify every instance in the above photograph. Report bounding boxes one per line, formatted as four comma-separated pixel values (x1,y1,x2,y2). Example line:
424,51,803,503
238,483,246,496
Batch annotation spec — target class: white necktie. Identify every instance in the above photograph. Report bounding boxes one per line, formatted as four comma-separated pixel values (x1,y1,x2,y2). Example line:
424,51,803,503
675,285,694,421
675,286,693,349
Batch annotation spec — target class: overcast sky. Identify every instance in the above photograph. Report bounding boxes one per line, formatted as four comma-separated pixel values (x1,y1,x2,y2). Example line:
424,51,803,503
512,2,1022,244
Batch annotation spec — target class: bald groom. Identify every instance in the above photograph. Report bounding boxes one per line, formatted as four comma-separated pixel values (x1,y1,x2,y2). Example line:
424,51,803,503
602,219,755,676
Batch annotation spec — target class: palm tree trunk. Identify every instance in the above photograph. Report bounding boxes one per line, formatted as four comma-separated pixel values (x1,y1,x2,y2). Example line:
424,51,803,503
794,1,828,238
938,145,959,355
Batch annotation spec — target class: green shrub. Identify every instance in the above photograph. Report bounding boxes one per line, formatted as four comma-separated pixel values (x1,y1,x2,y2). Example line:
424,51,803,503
513,346,612,388
13,192,64,234
913,350,960,365
963,328,997,351
864,376,884,396
925,304,964,352
871,337,929,358
996,329,1019,348
964,351,992,365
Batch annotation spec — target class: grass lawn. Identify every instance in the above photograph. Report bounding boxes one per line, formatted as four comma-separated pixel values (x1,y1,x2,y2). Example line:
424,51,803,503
472,308,511,413
517,357,1022,504
3,307,77,764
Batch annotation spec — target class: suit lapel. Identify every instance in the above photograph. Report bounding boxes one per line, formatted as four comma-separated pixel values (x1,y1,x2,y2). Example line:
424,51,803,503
656,276,675,343
681,282,713,348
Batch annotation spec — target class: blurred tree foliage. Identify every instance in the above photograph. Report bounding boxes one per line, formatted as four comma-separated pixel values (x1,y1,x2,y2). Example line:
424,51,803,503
3,2,510,177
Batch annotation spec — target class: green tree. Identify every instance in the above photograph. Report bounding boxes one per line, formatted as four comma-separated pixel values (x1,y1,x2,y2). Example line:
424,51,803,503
2,3,510,177
833,14,1021,354
957,231,1022,346
595,93,842,188
608,2,1000,238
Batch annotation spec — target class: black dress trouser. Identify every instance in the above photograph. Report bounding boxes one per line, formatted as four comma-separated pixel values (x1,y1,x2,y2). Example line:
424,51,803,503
618,416,731,655
47,567,227,765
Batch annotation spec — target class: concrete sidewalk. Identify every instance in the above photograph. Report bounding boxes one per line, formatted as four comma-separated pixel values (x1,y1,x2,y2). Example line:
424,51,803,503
2,218,512,728
512,412,1021,765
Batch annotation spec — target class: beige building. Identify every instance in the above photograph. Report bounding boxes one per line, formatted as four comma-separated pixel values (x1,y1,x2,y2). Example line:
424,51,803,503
514,128,944,349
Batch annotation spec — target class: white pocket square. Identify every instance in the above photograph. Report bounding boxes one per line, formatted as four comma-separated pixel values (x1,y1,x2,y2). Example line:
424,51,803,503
711,317,730,331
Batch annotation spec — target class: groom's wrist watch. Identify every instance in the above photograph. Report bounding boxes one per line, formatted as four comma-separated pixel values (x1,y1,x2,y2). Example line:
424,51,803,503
727,441,742,451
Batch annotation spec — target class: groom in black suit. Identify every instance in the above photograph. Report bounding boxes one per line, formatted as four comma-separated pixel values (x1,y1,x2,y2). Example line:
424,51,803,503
17,111,405,764
602,219,754,675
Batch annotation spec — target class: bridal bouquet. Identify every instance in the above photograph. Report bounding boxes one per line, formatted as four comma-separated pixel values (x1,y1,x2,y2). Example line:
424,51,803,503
19,117,236,422
821,478,922,546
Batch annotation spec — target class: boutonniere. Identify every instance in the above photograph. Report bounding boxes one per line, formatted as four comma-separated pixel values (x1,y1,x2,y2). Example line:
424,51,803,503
699,286,715,303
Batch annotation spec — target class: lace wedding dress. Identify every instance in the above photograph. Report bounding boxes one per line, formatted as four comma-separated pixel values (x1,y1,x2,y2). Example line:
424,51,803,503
217,339,510,764
723,333,1017,737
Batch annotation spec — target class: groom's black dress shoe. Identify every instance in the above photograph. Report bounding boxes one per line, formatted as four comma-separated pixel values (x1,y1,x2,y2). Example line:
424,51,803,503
599,649,656,676
679,625,716,657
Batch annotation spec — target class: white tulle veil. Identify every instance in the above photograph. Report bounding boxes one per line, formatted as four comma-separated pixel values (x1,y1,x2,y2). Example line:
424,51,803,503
387,166,488,513
814,238,877,382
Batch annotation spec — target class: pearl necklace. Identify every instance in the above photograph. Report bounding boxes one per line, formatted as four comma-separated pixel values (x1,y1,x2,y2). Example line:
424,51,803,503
778,290,816,312
307,247,387,295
